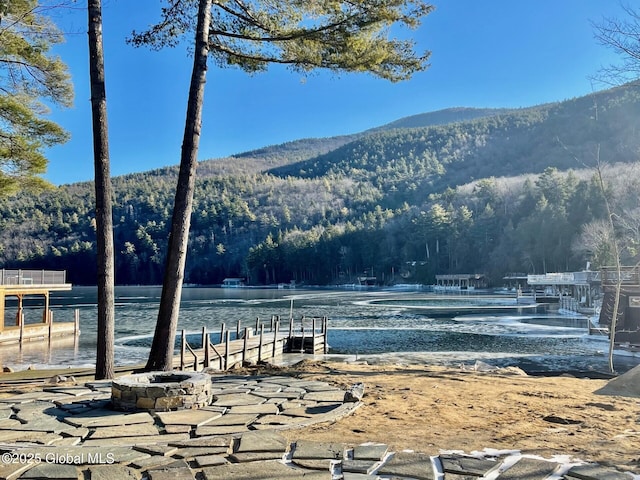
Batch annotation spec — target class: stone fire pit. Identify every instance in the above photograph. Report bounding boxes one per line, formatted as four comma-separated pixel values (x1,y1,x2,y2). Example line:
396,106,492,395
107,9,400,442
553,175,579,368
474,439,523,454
111,371,212,412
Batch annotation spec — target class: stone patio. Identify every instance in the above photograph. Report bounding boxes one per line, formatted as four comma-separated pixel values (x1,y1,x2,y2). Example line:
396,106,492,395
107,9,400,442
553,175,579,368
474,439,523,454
0,374,634,479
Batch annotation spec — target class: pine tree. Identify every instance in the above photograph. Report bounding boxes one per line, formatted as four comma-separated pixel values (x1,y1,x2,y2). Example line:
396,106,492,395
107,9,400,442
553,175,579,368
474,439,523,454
0,0,73,195
88,0,115,380
130,0,434,371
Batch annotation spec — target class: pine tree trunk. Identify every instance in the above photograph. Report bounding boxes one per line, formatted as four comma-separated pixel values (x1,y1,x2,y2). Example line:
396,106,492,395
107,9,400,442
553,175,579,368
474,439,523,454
88,0,115,380
145,0,211,371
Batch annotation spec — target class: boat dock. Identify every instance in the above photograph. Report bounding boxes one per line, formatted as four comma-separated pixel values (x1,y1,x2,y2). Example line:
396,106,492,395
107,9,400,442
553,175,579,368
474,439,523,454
176,316,329,371
519,271,600,311
0,270,76,345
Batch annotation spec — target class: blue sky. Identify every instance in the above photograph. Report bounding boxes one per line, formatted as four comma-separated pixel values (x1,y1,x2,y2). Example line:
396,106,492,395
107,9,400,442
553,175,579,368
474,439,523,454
44,0,627,185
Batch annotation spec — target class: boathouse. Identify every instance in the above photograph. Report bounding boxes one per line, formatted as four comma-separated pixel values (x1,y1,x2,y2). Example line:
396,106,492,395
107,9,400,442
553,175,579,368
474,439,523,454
502,273,528,291
526,270,600,311
222,278,245,288
599,266,640,348
434,274,487,291
0,270,75,345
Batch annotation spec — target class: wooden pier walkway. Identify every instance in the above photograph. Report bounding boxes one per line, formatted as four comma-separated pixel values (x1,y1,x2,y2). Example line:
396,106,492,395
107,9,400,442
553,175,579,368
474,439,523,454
175,316,329,371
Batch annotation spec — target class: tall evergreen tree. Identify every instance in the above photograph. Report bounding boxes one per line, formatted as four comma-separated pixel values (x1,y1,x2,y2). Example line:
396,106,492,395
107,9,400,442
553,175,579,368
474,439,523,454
88,0,115,380
0,0,72,195
130,0,433,371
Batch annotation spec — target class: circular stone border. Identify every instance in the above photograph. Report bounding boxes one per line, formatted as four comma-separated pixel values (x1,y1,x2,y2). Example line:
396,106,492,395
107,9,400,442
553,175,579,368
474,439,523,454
111,371,213,412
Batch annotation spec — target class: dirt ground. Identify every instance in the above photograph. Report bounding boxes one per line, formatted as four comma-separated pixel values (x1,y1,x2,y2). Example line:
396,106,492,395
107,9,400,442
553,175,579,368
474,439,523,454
1,361,638,472
275,361,640,473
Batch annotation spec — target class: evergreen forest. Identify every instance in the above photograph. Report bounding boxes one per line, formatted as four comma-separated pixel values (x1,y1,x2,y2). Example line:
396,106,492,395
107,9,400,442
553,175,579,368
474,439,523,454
2,84,640,287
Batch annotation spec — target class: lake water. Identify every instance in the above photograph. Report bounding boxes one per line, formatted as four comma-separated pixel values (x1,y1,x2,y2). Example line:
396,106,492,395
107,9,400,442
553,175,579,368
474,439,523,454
4,286,639,375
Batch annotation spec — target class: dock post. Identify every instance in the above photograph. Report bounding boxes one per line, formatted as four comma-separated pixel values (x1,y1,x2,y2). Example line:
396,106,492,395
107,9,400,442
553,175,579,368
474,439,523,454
288,319,293,351
15,295,23,326
180,329,186,371
289,298,294,322
242,327,250,364
300,326,305,353
19,311,24,346
255,317,259,334
312,317,317,353
270,315,274,332
74,309,80,351
224,330,230,370
272,320,279,358
258,323,264,362
48,311,53,345
323,317,328,354
202,326,209,369
220,323,226,343
236,319,241,340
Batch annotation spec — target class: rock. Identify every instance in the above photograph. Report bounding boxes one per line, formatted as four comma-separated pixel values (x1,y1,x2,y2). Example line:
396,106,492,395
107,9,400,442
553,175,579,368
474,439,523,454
377,452,434,480
147,466,195,480
2,366,14,373
595,364,640,398
342,459,377,474
344,383,365,402
497,366,528,376
439,454,500,477
235,431,288,453
498,457,559,479
472,360,497,372
352,444,388,461
565,463,633,479
19,463,79,479
293,440,345,460
194,455,228,467
542,415,582,425
229,452,283,462
89,465,141,480
48,375,67,384
203,460,328,480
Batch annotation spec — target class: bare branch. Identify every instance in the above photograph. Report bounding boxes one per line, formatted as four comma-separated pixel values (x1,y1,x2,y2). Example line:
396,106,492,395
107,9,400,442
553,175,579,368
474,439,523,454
592,3,640,84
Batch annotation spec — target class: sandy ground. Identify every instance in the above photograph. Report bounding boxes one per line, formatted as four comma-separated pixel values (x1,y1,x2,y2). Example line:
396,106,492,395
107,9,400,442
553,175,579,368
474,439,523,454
274,361,640,473
0,361,638,473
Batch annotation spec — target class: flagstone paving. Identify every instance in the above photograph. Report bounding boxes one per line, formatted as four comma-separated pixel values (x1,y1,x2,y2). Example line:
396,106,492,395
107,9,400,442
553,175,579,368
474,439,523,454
0,374,635,479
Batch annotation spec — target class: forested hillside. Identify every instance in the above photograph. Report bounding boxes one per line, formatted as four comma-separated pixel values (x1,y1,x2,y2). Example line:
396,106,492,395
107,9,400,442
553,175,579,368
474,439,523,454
2,85,640,286
367,107,514,132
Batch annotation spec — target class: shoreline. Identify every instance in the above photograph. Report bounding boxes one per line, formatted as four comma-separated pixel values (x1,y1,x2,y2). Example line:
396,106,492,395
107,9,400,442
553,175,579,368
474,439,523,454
0,348,631,380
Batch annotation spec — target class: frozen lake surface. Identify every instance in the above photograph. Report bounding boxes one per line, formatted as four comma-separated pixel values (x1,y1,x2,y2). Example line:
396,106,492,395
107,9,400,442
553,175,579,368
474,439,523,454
3,286,636,375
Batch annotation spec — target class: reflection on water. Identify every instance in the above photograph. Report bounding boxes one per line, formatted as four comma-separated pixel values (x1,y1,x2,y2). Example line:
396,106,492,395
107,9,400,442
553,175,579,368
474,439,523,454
0,336,83,369
2,286,637,375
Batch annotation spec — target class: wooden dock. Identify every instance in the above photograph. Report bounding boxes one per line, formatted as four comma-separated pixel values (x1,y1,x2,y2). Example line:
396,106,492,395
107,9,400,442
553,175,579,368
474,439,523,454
0,270,77,346
175,316,329,371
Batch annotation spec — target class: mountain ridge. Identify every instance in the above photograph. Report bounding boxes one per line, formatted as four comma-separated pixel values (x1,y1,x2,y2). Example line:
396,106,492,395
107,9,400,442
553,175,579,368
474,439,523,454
214,106,518,172
2,83,639,286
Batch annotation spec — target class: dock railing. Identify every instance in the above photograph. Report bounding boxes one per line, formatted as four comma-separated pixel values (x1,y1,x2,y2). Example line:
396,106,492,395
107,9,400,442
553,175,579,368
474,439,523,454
178,315,329,372
601,266,640,287
527,273,575,285
0,270,67,286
